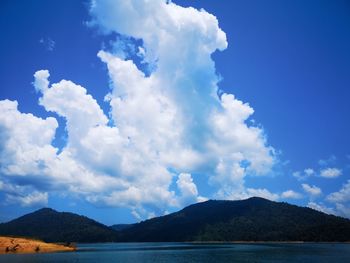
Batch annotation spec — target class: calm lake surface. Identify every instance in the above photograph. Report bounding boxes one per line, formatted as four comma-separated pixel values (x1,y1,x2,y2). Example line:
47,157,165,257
1,242,350,263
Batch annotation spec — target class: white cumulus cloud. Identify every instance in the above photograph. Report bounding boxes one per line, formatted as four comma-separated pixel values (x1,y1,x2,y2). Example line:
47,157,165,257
327,180,350,203
281,190,303,199
304,168,315,176
33,70,50,93
0,0,276,219
90,0,275,200
176,173,207,207
320,168,342,178
302,183,322,196
0,99,58,177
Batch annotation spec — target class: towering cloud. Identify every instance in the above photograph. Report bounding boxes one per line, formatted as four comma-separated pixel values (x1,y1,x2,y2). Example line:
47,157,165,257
90,0,275,198
0,0,275,218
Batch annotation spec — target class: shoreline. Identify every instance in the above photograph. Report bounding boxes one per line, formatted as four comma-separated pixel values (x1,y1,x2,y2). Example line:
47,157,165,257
0,236,76,254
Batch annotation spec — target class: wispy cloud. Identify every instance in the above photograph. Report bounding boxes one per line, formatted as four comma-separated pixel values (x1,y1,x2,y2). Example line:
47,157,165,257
281,190,303,199
318,155,337,166
292,168,314,181
39,37,55,51
308,202,335,215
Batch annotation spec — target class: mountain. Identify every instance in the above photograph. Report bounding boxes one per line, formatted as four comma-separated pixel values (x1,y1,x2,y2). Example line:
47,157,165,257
0,208,118,243
110,224,134,231
117,197,350,242
1,198,349,243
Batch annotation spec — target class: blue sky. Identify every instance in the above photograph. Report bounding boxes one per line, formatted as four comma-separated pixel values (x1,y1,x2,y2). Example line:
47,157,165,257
0,0,349,225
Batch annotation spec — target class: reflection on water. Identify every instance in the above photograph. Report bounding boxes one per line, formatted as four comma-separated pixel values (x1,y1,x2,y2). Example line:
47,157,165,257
0,242,349,263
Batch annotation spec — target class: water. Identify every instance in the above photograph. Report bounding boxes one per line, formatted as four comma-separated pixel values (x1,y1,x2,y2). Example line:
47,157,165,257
1,242,350,263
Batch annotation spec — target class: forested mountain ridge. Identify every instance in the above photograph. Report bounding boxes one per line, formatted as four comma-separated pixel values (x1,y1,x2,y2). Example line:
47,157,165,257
1,198,349,242
117,197,350,242
0,208,118,242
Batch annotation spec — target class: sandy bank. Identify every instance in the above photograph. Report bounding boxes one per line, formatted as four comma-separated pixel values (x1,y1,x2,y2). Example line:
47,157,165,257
0,236,75,254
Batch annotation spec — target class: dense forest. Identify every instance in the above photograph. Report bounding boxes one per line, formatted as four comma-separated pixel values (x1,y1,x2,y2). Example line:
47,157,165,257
117,197,350,242
0,208,118,242
1,198,349,242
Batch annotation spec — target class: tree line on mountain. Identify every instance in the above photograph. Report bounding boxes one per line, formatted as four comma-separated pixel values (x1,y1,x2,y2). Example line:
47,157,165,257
0,197,349,242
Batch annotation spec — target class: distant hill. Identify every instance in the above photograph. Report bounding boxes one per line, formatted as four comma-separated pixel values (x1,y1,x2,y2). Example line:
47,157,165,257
117,197,350,242
0,208,118,243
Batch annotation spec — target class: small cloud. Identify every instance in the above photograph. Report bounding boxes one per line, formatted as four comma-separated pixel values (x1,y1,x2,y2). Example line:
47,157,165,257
308,202,335,215
326,181,350,219
131,210,142,221
292,171,302,179
304,168,314,176
33,70,50,93
318,155,336,166
302,183,322,196
320,168,342,178
176,173,206,207
292,168,314,181
327,180,350,203
246,188,279,201
281,190,303,199
335,203,350,218
217,187,279,201
39,37,55,51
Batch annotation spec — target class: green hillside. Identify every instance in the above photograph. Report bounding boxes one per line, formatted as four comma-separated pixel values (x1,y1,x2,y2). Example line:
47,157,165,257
117,197,350,242
0,208,118,243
